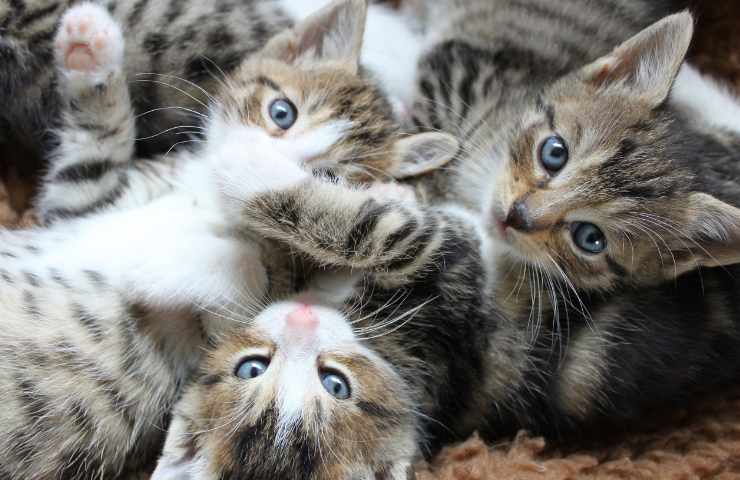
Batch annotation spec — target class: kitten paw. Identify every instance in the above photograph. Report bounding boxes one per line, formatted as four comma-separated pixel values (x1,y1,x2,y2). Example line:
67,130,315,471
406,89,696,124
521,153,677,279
54,3,124,89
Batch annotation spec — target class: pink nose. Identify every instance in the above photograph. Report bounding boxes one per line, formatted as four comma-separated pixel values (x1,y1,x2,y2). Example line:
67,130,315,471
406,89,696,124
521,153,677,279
286,304,319,333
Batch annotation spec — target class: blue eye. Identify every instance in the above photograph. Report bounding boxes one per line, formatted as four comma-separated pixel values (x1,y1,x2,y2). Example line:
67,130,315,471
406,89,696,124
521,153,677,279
571,222,607,254
540,135,569,173
269,99,297,130
320,370,351,400
235,357,269,379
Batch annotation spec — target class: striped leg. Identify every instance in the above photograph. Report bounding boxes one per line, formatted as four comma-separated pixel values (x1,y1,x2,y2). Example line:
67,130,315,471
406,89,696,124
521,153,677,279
36,3,144,223
237,178,480,285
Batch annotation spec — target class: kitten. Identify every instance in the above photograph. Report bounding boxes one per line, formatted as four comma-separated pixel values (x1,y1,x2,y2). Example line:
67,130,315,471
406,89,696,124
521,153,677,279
405,0,740,435
0,1,456,478
153,293,420,480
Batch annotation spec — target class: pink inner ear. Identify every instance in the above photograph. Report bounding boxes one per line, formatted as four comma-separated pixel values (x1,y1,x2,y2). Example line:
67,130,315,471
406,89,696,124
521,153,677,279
287,305,320,332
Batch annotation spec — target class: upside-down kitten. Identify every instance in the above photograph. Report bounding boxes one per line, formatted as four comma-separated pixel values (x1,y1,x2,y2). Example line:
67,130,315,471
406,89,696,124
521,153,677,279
0,1,456,478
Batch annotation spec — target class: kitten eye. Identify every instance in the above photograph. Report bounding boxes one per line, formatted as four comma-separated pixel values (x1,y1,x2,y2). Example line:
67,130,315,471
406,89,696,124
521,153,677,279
269,99,297,130
320,370,351,400
235,357,270,379
540,136,569,173
571,222,607,254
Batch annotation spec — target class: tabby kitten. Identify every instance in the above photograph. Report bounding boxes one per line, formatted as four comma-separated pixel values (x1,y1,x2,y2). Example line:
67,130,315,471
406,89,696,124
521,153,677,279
161,5,740,464
0,1,455,478
407,0,740,435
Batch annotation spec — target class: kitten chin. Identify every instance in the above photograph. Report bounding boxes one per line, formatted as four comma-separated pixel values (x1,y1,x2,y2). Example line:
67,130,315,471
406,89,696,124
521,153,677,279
153,297,417,480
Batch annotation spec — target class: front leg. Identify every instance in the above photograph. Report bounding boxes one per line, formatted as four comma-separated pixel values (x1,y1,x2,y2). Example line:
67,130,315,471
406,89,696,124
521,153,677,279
215,159,454,285
37,3,135,223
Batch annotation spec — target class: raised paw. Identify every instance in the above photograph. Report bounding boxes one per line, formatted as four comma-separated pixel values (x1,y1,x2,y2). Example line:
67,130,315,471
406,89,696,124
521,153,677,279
54,3,124,88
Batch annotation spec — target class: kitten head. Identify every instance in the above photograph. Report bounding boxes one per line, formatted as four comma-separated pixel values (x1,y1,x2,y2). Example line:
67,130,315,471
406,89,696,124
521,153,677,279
483,12,740,291
152,300,416,480
205,0,457,183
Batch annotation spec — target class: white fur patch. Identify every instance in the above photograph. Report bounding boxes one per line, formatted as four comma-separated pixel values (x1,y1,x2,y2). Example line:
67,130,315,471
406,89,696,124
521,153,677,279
673,63,740,134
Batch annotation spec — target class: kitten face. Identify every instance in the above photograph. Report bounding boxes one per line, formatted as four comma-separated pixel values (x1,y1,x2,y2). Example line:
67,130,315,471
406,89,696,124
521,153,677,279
211,61,397,181
487,84,689,289
482,12,740,291
203,0,457,185
154,301,416,480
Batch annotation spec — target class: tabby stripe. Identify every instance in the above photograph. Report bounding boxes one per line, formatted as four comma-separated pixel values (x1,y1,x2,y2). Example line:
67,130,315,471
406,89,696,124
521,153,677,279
83,269,107,288
17,3,60,30
54,159,116,183
502,20,588,61
9,0,26,17
418,78,443,131
458,60,481,121
49,268,70,289
68,400,96,433
143,32,169,59
27,27,56,46
200,374,223,387
16,376,51,421
386,217,439,271
255,75,281,92
507,0,605,43
23,290,40,319
434,44,456,109
22,270,40,287
463,101,499,142
164,0,186,23
97,124,124,141
382,213,418,253
72,303,105,342
545,105,556,131
53,340,137,429
45,172,129,220
119,312,143,376
606,255,627,277
127,0,150,28
0,269,14,284
345,200,388,256
356,400,398,419
207,28,235,50
6,431,34,466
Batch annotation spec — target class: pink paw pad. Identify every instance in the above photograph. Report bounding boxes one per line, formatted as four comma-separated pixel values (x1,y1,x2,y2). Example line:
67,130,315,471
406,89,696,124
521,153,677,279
54,4,124,75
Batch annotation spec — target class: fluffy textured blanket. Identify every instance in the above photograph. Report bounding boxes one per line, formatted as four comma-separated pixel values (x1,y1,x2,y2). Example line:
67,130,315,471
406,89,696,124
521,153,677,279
1,1,739,477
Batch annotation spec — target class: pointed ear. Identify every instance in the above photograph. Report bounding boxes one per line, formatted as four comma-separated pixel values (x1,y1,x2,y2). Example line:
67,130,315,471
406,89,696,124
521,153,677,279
387,132,459,179
667,192,740,278
261,0,367,72
579,11,694,107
